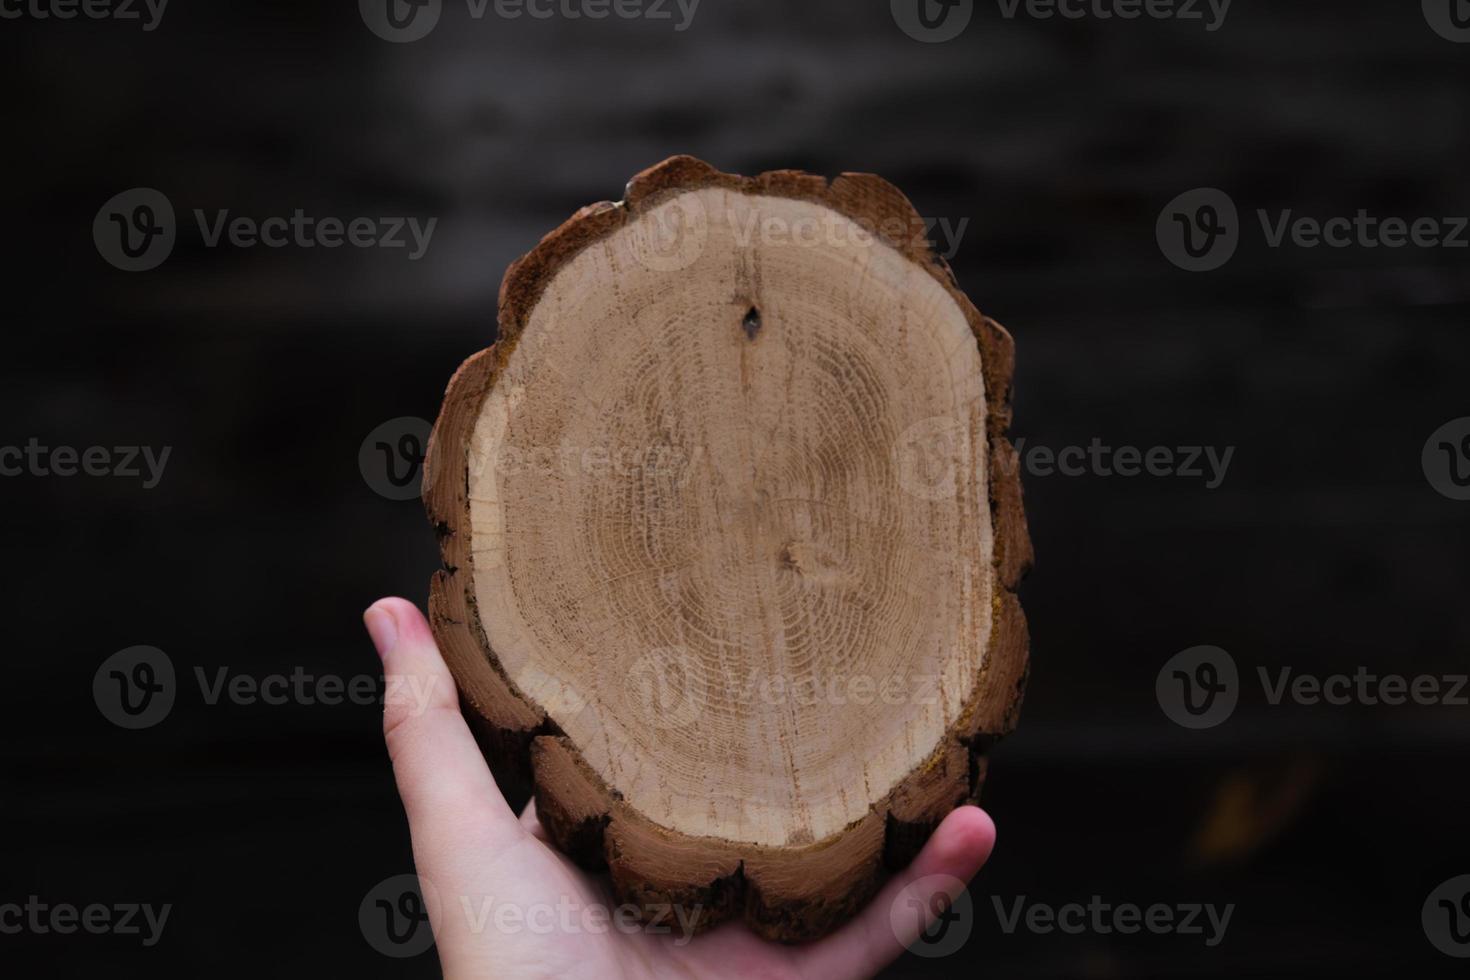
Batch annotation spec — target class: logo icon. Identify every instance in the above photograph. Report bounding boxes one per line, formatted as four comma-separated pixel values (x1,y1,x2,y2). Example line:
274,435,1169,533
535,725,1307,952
624,648,704,729
360,873,440,957
1424,0,1470,42
889,873,973,957
360,0,442,42
94,188,176,272
1157,188,1239,272
1423,418,1470,501
1423,875,1470,957
1156,645,1238,729
360,417,433,501
891,0,973,43
630,193,709,273
93,646,176,729
893,416,971,501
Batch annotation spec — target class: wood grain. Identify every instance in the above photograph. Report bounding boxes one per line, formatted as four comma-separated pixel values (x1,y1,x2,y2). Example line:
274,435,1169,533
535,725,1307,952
422,156,1031,941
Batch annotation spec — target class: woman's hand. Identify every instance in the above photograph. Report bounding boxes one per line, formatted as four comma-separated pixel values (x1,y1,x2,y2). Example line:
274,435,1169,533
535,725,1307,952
364,597,996,979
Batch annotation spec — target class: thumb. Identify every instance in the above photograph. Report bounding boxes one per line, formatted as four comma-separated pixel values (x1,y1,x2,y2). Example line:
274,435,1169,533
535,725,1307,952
364,597,526,873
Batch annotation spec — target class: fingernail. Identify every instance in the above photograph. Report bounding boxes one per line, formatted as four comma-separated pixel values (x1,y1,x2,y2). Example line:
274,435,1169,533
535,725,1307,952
364,605,398,660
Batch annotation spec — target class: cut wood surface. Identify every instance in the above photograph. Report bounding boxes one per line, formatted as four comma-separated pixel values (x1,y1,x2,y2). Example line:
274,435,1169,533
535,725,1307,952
422,156,1031,941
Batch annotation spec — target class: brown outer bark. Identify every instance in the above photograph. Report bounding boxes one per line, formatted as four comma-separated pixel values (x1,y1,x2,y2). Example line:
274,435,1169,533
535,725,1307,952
420,156,1032,942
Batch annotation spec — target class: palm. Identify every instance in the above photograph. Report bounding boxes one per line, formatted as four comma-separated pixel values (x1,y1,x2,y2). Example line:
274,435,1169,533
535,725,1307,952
365,598,996,979
454,819,798,979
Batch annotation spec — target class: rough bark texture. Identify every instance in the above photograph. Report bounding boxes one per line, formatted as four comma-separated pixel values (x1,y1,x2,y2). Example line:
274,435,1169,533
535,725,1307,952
422,156,1031,942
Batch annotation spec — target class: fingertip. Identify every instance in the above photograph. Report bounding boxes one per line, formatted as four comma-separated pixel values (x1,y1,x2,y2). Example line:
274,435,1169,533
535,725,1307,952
364,597,436,656
925,806,996,882
366,596,428,629
794,806,999,978
939,805,996,863
363,603,398,661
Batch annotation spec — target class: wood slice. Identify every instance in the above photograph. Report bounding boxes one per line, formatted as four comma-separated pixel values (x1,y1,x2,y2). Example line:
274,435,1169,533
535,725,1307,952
422,156,1031,942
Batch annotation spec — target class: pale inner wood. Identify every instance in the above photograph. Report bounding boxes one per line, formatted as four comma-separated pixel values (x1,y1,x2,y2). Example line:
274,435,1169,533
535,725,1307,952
468,188,993,846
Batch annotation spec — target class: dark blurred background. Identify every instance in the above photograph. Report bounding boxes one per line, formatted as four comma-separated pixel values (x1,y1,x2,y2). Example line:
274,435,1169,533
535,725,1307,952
3,0,1469,976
